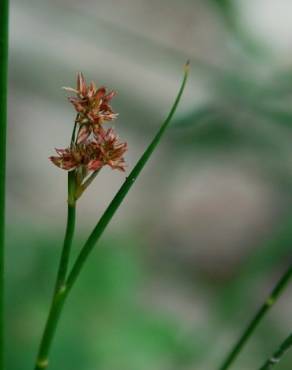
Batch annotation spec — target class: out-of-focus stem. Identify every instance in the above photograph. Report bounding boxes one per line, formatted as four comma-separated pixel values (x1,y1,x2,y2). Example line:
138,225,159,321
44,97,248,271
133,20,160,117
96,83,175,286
258,332,292,370
0,1,9,369
218,263,292,370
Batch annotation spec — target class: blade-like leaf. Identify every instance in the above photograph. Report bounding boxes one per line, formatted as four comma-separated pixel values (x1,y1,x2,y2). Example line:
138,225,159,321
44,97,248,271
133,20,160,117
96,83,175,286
66,62,190,291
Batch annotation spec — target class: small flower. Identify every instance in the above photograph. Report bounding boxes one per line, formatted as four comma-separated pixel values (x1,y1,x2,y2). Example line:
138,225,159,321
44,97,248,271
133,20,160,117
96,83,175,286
63,72,118,143
50,148,79,171
50,142,102,174
93,128,127,172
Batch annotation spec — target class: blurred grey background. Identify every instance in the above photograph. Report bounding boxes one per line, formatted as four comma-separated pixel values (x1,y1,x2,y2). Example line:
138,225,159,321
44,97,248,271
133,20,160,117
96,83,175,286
6,1,292,369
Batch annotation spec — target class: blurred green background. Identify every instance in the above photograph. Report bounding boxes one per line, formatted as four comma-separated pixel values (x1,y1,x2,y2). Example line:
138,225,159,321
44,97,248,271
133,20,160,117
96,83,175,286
7,0,292,369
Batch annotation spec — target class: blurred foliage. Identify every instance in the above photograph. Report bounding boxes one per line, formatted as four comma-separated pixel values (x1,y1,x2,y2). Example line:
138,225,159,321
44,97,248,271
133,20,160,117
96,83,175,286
209,0,268,56
6,230,200,370
6,224,292,370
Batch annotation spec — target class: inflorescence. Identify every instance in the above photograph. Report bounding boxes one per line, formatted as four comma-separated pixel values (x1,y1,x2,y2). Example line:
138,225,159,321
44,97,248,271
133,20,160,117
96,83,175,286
50,73,127,201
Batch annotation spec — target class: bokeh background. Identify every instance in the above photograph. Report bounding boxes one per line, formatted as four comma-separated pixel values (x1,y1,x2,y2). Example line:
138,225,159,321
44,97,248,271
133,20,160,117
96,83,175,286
6,0,292,369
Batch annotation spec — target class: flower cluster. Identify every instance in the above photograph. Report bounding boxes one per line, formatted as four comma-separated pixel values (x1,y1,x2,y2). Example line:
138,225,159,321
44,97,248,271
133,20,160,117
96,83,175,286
63,73,119,143
50,129,127,172
50,73,127,200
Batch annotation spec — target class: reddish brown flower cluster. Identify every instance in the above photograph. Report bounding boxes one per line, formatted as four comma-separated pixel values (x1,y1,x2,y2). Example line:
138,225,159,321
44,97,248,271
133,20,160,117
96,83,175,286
50,73,127,199
50,129,127,172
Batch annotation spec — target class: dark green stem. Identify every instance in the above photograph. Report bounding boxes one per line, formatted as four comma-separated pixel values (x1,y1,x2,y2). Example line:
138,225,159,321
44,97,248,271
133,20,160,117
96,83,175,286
218,263,292,370
34,173,76,369
0,1,9,369
258,333,292,370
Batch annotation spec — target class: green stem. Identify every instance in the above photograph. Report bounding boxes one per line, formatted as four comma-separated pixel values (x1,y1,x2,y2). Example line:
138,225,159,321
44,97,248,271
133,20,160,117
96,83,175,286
218,263,292,370
33,63,189,370
34,173,76,369
0,1,9,369
34,286,68,370
258,333,292,370
54,174,76,291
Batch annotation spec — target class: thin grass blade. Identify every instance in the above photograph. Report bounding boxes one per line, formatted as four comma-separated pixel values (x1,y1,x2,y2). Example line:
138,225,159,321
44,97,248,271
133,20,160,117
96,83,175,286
66,62,190,291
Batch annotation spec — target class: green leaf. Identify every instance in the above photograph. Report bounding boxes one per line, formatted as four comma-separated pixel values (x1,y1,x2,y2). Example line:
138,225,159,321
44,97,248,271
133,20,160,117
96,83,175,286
65,62,190,292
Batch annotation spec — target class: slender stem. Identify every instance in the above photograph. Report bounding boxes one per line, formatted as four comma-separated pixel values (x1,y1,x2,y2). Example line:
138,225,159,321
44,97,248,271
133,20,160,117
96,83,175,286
0,1,9,369
34,287,68,370
258,333,292,370
65,62,190,294
218,263,292,370
34,173,76,369
54,174,76,291
33,63,189,370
